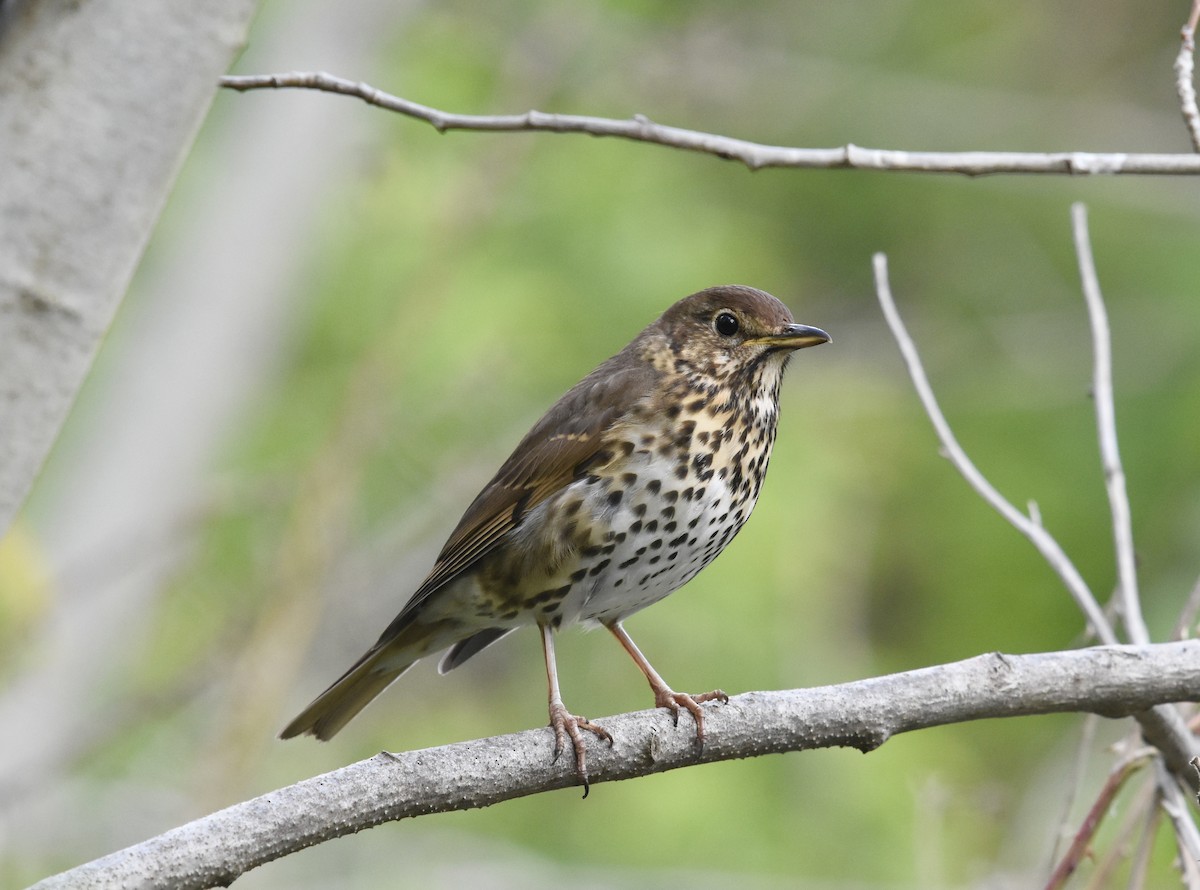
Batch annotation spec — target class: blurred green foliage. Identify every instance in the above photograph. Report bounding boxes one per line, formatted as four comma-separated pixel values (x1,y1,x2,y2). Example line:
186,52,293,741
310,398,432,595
11,0,1200,887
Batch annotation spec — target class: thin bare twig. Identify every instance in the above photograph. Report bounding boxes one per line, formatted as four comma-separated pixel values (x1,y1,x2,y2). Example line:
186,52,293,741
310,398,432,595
1049,714,1099,868
872,253,1116,643
1072,203,1149,645
1125,787,1164,890
1177,0,1200,152
218,72,1200,177
1081,778,1157,890
1044,747,1156,890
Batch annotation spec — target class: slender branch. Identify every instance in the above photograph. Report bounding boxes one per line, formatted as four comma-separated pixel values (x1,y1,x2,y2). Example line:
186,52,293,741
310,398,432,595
1126,788,1164,890
32,643,1200,890
218,72,1200,177
1080,778,1158,890
1044,747,1156,890
871,253,1116,643
1048,714,1098,869
1071,203,1149,645
1177,0,1200,152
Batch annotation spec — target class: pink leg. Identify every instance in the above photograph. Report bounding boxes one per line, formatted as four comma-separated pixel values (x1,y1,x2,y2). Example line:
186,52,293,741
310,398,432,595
541,623,612,796
606,621,728,748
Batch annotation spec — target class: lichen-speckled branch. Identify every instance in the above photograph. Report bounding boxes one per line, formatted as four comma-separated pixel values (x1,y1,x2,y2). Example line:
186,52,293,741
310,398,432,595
32,642,1200,890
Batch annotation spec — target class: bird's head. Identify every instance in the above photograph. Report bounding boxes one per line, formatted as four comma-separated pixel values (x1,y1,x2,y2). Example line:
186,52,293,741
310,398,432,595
648,285,830,382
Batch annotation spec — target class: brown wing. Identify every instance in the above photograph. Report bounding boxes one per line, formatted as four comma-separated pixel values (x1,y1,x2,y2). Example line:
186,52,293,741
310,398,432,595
373,354,657,643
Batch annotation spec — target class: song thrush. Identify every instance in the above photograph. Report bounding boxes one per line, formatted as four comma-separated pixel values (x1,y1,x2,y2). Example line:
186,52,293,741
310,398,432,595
282,285,830,792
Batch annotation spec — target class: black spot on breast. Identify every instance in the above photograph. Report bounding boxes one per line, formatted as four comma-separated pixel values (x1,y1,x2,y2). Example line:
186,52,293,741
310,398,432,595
530,584,572,605
646,479,662,495
606,489,624,508
589,558,611,576
569,569,588,583
619,556,639,569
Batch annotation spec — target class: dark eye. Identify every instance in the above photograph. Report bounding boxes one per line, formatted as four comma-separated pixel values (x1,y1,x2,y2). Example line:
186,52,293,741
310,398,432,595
714,311,739,337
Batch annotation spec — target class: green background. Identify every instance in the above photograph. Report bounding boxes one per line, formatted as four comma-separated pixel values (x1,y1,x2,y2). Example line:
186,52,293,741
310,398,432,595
6,1,1199,886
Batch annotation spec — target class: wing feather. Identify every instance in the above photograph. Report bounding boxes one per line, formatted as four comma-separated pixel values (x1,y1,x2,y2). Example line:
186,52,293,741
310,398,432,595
372,355,657,644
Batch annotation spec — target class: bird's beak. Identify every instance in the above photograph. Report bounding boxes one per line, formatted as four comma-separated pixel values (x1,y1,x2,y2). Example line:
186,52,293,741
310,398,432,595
751,323,831,350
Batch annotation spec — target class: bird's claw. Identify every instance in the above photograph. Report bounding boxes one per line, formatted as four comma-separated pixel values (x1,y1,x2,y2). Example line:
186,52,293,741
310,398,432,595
653,687,728,749
549,701,613,798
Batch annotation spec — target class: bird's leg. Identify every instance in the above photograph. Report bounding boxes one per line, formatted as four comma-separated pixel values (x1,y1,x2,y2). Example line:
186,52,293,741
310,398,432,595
606,621,728,748
541,623,612,796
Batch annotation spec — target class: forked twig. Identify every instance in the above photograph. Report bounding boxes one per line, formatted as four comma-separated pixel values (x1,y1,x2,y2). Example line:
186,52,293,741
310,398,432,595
875,238,1200,880
871,253,1116,643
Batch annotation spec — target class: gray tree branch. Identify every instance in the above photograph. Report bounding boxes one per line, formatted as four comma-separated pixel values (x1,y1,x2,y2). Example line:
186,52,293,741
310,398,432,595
31,642,1200,890
219,71,1200,177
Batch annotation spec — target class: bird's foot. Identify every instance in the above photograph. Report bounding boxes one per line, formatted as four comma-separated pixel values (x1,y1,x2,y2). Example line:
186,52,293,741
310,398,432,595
549,700,613,798
652,687,729,749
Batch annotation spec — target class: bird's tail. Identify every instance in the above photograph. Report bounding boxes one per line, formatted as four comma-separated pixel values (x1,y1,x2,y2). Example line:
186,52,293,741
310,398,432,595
280,645,415,742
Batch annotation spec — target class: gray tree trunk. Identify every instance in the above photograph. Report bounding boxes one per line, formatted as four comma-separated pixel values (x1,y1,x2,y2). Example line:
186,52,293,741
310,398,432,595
0,0,260,535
